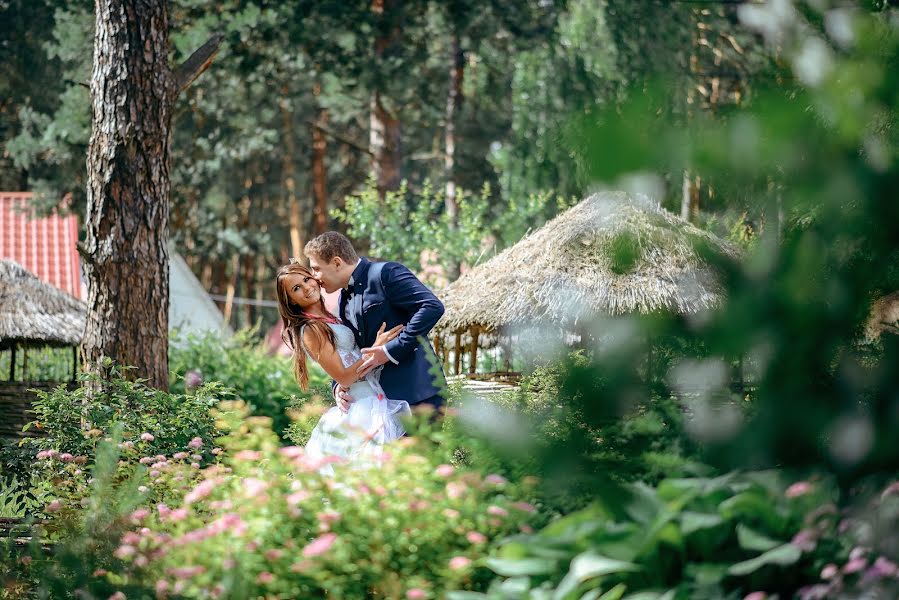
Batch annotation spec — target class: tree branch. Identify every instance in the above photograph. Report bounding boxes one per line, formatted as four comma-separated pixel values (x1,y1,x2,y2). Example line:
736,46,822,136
305,120,373,156
174,34,225,95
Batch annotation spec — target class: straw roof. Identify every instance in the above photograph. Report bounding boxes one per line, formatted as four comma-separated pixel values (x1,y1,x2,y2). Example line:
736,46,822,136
0,259,86,348
436,191,739,335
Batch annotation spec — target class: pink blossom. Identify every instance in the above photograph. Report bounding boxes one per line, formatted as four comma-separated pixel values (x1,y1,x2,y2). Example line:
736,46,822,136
129,508,150,523
466,531,487,544
511,502,536,513
73,469,82,476
442,508,460,519
434,464,455,477
519,524,534,534
256,571,274,584
485,474,508,486
155,580,169,596
173,452,188,460
167,566,206,580
73,455,88,464
36,450,50,460
133,555,148,568
59,453,74,462
265,549,284,561
93,568,107,577
446,482,467,499
290,560,312,572
744,593,766,600
140,433,155,442
121,531,141,545
843,557,867,574
880,481,899,499
185,479,217,504
849,546,867,561
280,446,305,458
190,462,200,469
46,449,58,458
791,530,817,553
108,592,126,600
785,481,813,498
149,470,161,478
157,503,171,518
302,533,338,558
409,500,430,512
406,589,427,599
119,442,134,450
285,489,311,507
191,454,203,462
871,556,898,577
449,556,472,570
165,508,189,522
487,505,508,517
211,447,223,455
188,437,203,449
114,545,136,559
139,456,155,465
821,563,838,580
234,450,261,461
243,478,268,498
46,499,62,513
317,510,342,526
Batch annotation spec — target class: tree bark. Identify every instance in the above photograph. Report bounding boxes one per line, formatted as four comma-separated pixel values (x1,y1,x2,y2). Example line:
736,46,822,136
312,84,329,234
82,1,220,390
444,34,464,279
370,90,402,198
370,0,402,198
279,93,304,260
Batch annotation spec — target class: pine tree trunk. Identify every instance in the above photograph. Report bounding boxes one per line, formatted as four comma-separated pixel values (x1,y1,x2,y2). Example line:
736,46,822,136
444,34,464,279
279,93,304,260
370,0,402,198
312,85,329,234
370,90,402,197
82,0,176,390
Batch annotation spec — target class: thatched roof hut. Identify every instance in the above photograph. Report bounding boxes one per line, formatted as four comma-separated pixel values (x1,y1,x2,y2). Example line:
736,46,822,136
0,259,86,349
436,191,738,338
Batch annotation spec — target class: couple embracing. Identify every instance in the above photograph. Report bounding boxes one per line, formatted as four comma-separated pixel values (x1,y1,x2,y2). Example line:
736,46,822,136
275,232,445,465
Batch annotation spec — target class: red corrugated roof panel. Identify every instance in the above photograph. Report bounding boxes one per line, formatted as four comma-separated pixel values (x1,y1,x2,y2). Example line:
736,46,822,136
0,192,82,299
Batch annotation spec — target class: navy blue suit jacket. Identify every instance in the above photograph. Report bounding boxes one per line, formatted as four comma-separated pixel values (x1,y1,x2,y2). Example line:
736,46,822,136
338,258,446,405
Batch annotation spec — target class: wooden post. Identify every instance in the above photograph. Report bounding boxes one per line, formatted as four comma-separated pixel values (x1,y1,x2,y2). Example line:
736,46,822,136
72,346,79,382
468,326,480,375
453,332,462,375
8,344,15,381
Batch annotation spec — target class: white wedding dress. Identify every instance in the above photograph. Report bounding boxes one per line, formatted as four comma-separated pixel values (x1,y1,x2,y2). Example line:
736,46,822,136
304,322,411,468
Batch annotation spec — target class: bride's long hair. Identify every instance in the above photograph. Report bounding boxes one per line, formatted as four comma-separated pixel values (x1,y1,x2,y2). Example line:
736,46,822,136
276,262,339,390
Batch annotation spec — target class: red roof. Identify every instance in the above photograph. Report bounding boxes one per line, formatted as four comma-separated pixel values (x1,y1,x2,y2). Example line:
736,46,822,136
0,192,82,299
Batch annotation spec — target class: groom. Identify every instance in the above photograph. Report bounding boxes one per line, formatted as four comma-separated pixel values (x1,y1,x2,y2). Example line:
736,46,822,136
304,232,447,412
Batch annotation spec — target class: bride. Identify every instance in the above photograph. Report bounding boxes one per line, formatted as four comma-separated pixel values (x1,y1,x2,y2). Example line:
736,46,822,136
276,262,411,466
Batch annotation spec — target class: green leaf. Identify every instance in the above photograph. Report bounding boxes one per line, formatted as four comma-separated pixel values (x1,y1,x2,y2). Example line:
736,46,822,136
680,511,724,535
736,524,781,552
597,584,628,600
553,553,641,600
727,543,801,576
486,557,559,577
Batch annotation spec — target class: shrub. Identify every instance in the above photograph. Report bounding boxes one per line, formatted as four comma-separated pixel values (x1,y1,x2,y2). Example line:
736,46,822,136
22,369,221,466
169,328,327,437
97,402,543,599
471,472,866,599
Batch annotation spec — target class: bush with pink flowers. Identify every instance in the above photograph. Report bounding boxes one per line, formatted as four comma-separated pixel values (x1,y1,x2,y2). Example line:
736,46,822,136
84,401,543,599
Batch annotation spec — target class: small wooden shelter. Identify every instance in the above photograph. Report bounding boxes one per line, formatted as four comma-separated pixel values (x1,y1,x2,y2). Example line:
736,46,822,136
434,191,739,374
0,259,85,439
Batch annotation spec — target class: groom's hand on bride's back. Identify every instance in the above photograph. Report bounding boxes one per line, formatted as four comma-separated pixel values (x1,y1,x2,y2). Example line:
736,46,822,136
356,322,404,378
334,384,353,413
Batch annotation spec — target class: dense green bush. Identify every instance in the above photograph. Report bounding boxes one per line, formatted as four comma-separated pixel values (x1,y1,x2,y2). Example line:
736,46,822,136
472,473,899,599
169,329,328,437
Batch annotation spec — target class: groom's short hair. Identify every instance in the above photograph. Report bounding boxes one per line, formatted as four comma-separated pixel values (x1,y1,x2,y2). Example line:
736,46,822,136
304,231,358,264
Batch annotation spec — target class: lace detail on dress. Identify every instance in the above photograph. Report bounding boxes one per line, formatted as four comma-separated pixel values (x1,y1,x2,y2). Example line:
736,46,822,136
302,322,409,474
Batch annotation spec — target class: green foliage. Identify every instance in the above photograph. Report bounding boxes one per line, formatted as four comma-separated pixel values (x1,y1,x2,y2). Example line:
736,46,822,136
333,178,570,281
21,368,221,464
61,402,544,599
469,473,858,599
0,346,75,382
169,329,327,437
